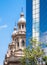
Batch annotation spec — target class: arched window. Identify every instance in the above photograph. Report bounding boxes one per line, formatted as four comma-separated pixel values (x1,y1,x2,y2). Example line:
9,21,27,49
22,24,24,29
15,39,16,42
17,42,19,47
22,40,25,46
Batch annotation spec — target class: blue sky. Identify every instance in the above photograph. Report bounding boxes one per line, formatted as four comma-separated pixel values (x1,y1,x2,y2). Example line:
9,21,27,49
40,0,47,33
0,0,47,65
0,0,26,65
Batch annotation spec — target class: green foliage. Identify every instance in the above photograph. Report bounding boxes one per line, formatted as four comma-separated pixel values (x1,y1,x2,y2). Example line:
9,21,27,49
20,38,44,65
42,56,47,61
42,56,47,65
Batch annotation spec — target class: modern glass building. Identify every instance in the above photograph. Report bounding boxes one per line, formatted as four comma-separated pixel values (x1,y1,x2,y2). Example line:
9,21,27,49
32,0,40,42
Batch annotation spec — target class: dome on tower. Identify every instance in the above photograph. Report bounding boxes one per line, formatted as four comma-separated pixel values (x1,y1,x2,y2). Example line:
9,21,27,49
12,25,17,36
18,12,26,25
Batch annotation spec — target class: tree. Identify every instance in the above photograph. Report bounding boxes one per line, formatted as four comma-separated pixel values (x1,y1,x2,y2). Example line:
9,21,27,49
42,56,47,65
20,38,44,65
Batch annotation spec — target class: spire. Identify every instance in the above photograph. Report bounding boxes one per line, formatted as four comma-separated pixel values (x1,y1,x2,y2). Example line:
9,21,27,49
20,8,24,17
12,22,17,36
18,8,26,25
14,22,17,30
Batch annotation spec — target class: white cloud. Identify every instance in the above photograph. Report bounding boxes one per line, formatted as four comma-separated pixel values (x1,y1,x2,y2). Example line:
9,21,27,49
0,25,8,30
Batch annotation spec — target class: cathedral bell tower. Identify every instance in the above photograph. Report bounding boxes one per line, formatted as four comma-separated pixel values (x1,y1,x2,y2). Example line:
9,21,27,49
18,11,26,32
4,10,26,65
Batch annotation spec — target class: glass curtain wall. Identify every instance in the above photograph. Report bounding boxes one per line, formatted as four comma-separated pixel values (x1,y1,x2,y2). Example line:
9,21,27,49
32,0,40,42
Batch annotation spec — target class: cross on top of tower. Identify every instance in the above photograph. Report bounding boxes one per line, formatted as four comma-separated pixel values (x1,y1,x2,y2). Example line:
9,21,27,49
20,7,24,17
14,21,17,30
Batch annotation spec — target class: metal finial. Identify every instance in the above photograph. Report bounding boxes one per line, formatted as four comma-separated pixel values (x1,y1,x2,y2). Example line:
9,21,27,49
15,21,16,26
20,7,24,17
14,21,17,30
